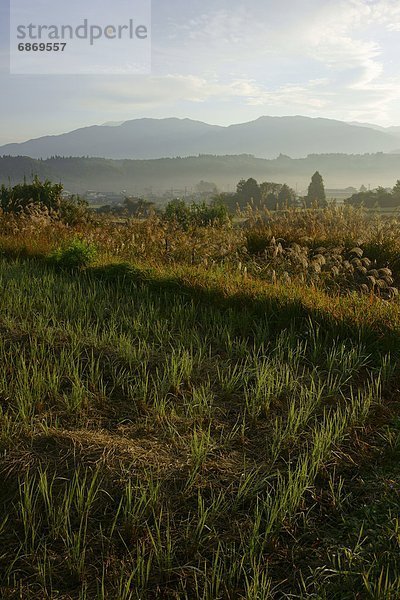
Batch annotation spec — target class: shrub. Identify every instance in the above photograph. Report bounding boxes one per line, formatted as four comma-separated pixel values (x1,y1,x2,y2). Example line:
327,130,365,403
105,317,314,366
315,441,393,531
191,201,230,227
49,238,97,270
164,199,191,229
58,195,90,226
0,176,63,214
164,199,230,229
0,177,90,225
245,229,271,254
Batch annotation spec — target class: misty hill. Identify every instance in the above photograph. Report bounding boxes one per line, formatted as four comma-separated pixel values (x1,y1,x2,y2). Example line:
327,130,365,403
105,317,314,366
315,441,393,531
349,121,400,135
1,116,400,160
1,153,400,195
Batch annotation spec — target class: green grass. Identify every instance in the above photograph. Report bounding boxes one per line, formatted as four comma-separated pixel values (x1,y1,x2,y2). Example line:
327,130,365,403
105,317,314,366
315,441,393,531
0,252,398,599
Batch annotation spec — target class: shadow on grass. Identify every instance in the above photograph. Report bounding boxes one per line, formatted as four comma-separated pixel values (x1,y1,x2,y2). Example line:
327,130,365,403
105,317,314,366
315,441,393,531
89,262,400,360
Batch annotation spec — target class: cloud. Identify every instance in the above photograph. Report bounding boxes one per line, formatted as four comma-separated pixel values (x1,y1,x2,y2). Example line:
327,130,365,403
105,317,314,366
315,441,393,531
2,0,400,142
364,0,400,31
151,0,399,106
88,74,330,111
145,0,400,124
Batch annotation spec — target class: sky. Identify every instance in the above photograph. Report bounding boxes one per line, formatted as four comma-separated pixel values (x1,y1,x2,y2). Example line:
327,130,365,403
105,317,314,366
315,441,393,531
1,0,400,145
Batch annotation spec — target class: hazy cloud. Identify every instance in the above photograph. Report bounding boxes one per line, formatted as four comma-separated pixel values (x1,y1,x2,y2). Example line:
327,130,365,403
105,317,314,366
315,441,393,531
1,0,400,143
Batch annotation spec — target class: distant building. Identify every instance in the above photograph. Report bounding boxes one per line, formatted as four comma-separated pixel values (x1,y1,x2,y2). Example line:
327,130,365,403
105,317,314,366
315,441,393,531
83,190,125,204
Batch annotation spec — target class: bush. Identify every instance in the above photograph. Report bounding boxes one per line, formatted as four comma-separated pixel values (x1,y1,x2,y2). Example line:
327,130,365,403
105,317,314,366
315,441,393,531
49,238,97,270
191,201,230,227
164,199,230,229
245,229,271,254
0,177,90,225
0,176,63,214
58,195,90,226
164,199,191,228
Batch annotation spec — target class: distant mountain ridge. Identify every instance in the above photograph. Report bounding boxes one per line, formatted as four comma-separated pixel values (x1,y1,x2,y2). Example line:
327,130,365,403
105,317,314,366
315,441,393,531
2,116,400,160
348,121,400,135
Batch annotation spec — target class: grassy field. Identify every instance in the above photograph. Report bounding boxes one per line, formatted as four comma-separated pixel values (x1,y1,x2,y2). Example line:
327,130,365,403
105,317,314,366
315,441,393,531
0,205,400,598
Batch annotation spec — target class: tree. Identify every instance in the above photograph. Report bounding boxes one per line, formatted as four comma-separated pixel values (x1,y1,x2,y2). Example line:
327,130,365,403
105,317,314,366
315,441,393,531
265,193,278,210
278,183,296,208
375,186,390,205
211,192,238,214
345,186,391,208
164,199,191,228
124,197,155,216
392,180,400,199
258,181,297,210
260,181,281,200
236,178,261,205
260,181,281,209
195,181,218,194
191,201,230,226
260,182,280,210
306,171,327,208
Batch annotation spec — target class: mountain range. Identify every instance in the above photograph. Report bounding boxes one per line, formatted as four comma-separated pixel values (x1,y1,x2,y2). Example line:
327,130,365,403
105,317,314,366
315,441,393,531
2,116,400,160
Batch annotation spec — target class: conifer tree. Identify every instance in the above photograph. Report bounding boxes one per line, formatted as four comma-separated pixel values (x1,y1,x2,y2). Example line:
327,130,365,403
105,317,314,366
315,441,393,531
306,171,326,208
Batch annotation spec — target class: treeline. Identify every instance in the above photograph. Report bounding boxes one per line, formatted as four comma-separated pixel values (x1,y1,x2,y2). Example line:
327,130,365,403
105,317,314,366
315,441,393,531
98,196,229,227
213,171,327,211
98,171,328,218
345,180,400,208
3,154,400,195
0,177,231,229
